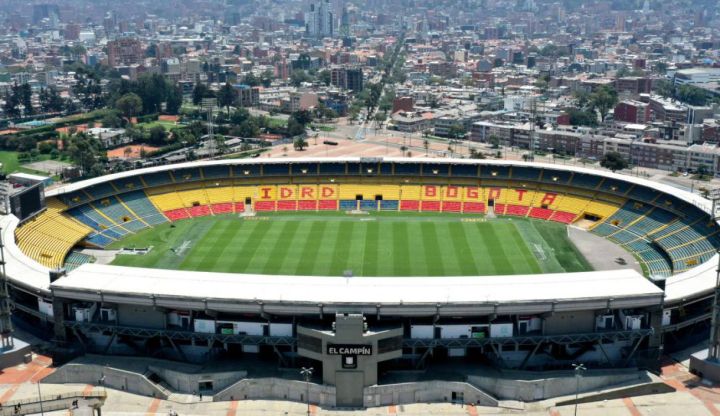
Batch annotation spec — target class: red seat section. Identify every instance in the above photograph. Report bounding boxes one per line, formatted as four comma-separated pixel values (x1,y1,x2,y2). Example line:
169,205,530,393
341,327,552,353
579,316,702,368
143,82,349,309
276,200,297,211
494,203,507,215
400,200,420,211
462,202,485,213
255,201,276,212
421,201,441,212
188,205,212,217
550,211,577,223
442,201,461,213
211,203,233,215
234,202,245,213
505,205,529,216
164,208,189,221
529,207,553,220
298,200,318,211
318,200,338,210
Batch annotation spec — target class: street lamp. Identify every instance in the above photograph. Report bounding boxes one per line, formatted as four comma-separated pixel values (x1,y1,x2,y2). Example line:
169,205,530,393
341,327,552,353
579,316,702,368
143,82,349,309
572,363,586,416
37,378,45,416
300,367,314,416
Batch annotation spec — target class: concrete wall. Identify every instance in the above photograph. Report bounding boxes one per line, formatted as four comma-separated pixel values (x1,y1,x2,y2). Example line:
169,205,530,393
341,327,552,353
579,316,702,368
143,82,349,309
148,365,246,394
214,378,337,407
42,364,169,399
544,310,595,335
468,370,649,401
117,304,165,328
364,381,499,407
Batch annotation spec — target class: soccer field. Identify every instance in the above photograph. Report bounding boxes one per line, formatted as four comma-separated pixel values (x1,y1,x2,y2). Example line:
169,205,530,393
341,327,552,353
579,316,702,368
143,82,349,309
108,213,592,276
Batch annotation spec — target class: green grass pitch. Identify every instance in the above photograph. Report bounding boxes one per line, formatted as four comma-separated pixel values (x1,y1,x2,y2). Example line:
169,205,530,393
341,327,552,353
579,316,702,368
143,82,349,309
108,212,592,277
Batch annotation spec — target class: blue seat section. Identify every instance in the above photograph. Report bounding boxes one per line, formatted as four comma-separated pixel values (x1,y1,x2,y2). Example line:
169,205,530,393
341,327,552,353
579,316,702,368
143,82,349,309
84,182,118,200
481,165,510,179
627,208,676,236
113,176,144,191
380,200,399,211
339,200,357,210
69,205,129,236
394,163,420,176
379,163,393,175
173,167,201,182
598,178,632,195
101,228,123,239
231,164,261,177
291,163,320,176
421,163,450,176
359,200,378,211
452,164,478,177
143,171,174,187
94,196,142,225
120,191,168,225
570,173,602,189
118,219,147,232
630,186,660,203
58,191,90,207
202,165,230,179
649,220,686,240
64,251,95,272
263,164,289,176
608,229,639,244
540,169,572,185
591,222,617,237
86,233,113,247
602,201,648,227
318,163,346,175
511,167,539,181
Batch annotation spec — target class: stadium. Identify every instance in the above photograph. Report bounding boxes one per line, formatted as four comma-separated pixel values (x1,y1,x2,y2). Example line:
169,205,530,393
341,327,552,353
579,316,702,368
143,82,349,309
1,157,719,407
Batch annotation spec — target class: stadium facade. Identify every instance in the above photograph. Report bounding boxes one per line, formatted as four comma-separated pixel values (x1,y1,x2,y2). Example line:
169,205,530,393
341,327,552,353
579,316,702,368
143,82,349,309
2,157,719,406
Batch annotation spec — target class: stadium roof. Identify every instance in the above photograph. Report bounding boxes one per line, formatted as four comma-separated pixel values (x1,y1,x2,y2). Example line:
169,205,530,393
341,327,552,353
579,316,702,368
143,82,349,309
50,264,664,315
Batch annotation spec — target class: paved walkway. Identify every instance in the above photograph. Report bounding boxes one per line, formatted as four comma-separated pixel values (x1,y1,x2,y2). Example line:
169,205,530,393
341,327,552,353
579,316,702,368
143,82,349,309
4,352,720,415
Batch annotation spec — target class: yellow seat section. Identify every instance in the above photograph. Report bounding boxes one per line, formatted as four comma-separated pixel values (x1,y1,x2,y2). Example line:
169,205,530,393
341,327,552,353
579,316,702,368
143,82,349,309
148,191,186,211
205,185,235,204
176,189,210,206
399,185,421,200
14,198,92,269
338,184,378,200
503,188,537,206
372,185,401,200
554,194,592,213
233,185,256,202
583,200,620,219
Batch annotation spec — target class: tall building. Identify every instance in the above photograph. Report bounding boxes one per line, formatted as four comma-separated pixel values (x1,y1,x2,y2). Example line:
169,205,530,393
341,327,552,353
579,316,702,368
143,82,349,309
305,0,334,39
107,38,144,67
330,67,363,92
32,4,60,24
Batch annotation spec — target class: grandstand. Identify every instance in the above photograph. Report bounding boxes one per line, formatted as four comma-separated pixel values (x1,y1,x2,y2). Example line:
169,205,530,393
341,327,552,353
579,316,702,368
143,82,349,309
5,158,720,407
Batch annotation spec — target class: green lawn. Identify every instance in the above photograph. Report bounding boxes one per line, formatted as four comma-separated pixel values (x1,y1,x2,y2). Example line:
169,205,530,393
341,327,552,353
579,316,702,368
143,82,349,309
0,151,55,176
109,213,591,277
135,120,184,130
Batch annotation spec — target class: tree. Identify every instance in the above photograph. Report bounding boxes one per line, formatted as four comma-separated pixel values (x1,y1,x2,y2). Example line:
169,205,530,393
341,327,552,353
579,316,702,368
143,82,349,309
115,93,143,119
192,83,213,106
287,118,306,137
243,73,260,87
589,85,618,122
448,123,466,140
317,69,331,86
424,139,429,156
19,83,33,115
217,83,236,114
290,69,311,87
148,126,167,145
67,132,105,177
291,110,314,126
600,152,628,172
3,89,20,118
293,136,308,151
165,85,183,115
39,87,64,113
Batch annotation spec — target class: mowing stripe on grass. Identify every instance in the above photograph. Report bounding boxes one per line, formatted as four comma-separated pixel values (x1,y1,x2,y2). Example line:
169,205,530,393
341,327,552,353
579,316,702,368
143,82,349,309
294,221,328,275
310,221,341,276
258,220,301,274
447,223,479,275
479,223,514,274
329,221,355,275
362,222,380,276
420,222,445,276
507,224,542,274
183,220,243,270
392,222,411,276
227,221,273,272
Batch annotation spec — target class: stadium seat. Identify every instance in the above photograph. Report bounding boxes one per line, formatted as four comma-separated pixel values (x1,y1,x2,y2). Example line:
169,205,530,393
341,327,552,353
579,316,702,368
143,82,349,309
441,201,461,213
339,200,358,211
529,207,553,220
164,208,190,221
318,200,338,210
549,211,577,223
277,200,298,211
188,205,212,217
462,202,485,214
380,200,399,211
119,191,168,226
254,201,276,212
505,205,529,217
234,202,246,213
359,200,378,211
211,203,234,215
400,200,420,211
298,200,318,211
421,201,441,212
